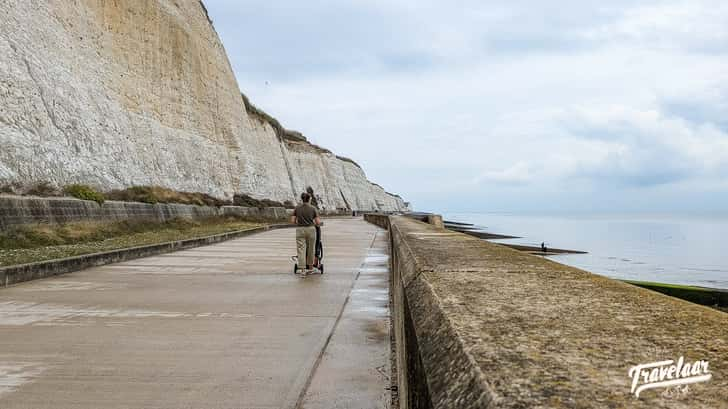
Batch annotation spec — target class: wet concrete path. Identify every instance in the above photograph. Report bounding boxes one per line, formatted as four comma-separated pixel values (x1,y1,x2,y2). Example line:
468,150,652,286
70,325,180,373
0,218,390,409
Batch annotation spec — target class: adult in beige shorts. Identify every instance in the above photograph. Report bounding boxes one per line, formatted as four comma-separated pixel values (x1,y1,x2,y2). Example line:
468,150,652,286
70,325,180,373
291,192,321,275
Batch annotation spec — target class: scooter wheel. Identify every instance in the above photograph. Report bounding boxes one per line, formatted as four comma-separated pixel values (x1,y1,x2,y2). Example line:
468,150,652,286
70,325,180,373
293,264,298,274
319,264,324,274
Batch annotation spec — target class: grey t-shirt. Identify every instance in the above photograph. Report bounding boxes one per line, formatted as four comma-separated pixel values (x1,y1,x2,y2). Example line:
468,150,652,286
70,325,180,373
294,203,318,226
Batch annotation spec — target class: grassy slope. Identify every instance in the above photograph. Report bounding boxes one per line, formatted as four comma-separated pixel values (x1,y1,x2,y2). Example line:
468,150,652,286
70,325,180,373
622,279,728,311
0,218,262,267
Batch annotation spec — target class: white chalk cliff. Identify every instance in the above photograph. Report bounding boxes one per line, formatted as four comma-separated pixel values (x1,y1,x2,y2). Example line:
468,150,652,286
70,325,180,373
0,0,407,211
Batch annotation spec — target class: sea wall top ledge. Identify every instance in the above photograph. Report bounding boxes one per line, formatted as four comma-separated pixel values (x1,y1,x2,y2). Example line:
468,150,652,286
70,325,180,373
371,214,727,408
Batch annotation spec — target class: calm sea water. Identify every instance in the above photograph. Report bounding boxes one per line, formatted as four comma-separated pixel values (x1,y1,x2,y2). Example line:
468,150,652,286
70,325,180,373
444,212,728,290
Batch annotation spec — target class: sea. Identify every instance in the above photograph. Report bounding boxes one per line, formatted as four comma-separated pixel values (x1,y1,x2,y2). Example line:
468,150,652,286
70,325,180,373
444,212,728,290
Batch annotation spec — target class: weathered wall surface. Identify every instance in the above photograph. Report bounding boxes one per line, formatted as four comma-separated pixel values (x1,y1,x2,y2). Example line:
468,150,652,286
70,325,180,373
0,195,293,230
0,0,407,212
366,214,728,409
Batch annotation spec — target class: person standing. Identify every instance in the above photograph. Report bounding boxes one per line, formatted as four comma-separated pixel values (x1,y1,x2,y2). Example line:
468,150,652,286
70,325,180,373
292,192,321,276
306,186,320,209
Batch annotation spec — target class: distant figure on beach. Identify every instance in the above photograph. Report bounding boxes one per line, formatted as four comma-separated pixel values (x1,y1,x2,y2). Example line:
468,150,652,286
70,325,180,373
541,242,547,253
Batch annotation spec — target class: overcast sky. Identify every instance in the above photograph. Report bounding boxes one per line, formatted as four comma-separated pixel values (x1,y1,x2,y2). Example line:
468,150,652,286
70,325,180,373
204,1,728,213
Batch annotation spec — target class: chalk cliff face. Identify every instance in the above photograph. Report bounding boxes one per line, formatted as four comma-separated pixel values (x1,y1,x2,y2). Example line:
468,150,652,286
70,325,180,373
0,0,407,211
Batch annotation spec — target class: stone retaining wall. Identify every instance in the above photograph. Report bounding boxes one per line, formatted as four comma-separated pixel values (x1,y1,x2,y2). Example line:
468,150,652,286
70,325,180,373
365,214,728,409
220,205,291,221
0,195,294,229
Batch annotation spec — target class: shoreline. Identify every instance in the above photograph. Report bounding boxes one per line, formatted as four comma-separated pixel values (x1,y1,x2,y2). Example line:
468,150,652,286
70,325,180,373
442,217,586,254
620,280,728,311
436,214,728,311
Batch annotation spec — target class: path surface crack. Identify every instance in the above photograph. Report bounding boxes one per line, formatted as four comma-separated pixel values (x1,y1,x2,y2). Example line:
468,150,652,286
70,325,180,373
292,231,379,409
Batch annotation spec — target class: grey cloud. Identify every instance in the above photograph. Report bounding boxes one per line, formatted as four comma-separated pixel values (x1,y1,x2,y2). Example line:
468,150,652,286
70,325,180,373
661,91,728,131
206,1,435,81
559,106,728,188
575,151,693,188
206,0,668,81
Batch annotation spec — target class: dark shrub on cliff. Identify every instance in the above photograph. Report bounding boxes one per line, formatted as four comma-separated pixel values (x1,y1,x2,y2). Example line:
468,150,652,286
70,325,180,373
0,181,63,197
106,186,229,207
0,181,22,194
233,193,286,208
64,184,105,204
106,186,159,204
25,181,63,197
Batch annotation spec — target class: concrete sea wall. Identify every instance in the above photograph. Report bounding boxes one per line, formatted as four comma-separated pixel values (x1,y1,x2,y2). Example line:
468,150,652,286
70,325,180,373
0,0,407,212
365,214,728,408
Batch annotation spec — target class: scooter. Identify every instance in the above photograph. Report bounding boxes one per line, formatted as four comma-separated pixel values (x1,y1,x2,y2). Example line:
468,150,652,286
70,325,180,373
292,225,324,275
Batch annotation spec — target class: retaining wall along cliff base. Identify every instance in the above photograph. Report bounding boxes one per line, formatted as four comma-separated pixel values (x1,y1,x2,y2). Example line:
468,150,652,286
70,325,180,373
0,195,294,229
365,214,728,409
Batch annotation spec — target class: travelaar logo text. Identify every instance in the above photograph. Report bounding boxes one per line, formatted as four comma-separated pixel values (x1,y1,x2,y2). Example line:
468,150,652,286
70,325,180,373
628,356,711,397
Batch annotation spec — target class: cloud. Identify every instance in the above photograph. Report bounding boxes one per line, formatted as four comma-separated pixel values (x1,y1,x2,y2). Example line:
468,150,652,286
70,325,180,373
661,87,728,131
204,0,728,212
560,106,728,185
584,1,728,54
477,162,532,185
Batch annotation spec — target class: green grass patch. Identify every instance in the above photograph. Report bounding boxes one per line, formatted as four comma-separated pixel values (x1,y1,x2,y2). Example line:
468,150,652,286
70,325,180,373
64,184,105,204
622,279,728,309
0,217,262,267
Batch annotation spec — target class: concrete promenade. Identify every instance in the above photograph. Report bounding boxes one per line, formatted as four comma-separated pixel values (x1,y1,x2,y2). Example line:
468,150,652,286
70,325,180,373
0,218,390,409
